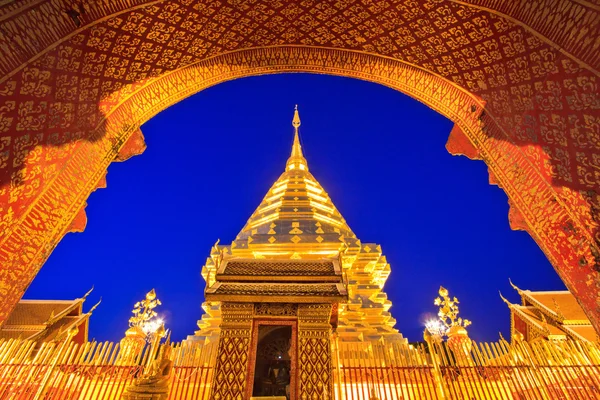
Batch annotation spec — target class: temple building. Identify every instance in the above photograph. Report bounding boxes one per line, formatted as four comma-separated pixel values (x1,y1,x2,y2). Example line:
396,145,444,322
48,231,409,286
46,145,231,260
502,281,598,343
0,290,98,345
194,108,403,345
188,108,405,398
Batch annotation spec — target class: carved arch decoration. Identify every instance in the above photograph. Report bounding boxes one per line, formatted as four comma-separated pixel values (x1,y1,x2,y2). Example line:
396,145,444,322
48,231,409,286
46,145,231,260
0,0,598,332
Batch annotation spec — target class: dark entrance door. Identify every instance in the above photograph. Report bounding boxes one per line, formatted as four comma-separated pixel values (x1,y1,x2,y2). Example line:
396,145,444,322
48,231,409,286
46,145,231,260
251,325,292,399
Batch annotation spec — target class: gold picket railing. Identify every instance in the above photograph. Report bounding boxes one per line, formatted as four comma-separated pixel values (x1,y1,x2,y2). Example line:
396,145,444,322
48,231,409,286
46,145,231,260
332,339,600,399
0,337,598,399
0,338,218,400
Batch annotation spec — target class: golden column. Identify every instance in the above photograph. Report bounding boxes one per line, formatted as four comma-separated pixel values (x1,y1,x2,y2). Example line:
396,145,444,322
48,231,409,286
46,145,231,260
209,303,254,399
297,304,335,400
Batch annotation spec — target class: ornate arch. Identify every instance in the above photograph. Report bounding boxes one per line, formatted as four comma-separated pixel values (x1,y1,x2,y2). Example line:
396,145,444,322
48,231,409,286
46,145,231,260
0,0,598,332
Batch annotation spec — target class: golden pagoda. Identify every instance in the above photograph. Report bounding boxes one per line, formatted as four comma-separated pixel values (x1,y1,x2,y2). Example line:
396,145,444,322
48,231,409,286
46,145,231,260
194,107,403,345
186,107,405,398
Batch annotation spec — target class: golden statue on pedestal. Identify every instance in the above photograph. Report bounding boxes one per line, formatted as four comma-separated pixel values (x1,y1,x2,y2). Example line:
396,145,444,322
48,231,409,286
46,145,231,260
124,337,173,400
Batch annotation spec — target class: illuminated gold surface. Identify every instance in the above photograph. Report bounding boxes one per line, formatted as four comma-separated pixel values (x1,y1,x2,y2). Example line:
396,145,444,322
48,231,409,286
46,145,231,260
197,109,402,343
120,289,165,366
0,280,597,399
434,286,472,331
0,335,596,399
0,293,93,344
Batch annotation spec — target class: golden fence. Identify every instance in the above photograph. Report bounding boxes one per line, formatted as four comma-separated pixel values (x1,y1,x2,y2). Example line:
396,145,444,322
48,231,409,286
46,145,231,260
332,339,600,399
0,337,598,399
0,338,218,400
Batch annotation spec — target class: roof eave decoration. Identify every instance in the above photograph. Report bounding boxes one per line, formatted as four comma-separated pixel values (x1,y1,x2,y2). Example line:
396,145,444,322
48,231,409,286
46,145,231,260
501,292,551,337
44,298,85,326
215,257,343,281
509,280,565,323
562,325,599,343
563,319,591,326
205,294,347,304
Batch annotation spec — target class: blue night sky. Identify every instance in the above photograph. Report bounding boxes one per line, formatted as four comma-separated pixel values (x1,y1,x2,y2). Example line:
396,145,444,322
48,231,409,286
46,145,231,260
25,74,565,343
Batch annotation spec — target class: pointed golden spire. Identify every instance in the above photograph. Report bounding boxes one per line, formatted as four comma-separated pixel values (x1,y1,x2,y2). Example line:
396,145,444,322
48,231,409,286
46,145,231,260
287,105,308,172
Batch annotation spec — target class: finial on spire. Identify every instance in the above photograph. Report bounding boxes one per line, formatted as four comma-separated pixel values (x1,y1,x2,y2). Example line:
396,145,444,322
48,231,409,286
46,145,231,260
287,105,307,172
292,105,301,130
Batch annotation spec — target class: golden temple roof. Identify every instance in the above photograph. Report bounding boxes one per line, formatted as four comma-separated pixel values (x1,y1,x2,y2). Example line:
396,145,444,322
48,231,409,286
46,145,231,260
4,300,80,327
563,325,599,342
524,291,588,323
509,280,589,324
232,107,356,253
206,282,346,303
217,258,341,280
0,295,96,343
502,283,597,343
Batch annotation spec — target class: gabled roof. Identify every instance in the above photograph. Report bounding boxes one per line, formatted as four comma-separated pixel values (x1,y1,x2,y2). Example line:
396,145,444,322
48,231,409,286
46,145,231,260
523,292,588,324
0,290,98,343
4,299,82,327
563,325,599,342
501,283,597,343
510,304,565,339
509,280,589,325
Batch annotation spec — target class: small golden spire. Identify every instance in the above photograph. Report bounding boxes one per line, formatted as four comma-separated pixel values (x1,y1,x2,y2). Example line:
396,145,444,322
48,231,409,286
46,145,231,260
292,104,301,130
287,105,308,171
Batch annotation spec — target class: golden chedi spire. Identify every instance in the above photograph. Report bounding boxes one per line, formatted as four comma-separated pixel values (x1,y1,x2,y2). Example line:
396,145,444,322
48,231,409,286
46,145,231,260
231,106,355,257
287,105,308,172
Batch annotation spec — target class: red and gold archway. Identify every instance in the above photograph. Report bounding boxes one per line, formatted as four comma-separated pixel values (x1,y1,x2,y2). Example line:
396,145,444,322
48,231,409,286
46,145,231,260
0,0,598,331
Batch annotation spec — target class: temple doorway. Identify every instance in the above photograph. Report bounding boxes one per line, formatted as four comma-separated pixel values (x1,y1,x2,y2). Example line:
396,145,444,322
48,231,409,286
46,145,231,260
251,324,294,399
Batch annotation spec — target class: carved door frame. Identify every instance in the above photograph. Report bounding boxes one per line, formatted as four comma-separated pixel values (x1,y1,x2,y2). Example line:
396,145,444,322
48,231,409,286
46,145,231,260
245,319,298,400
